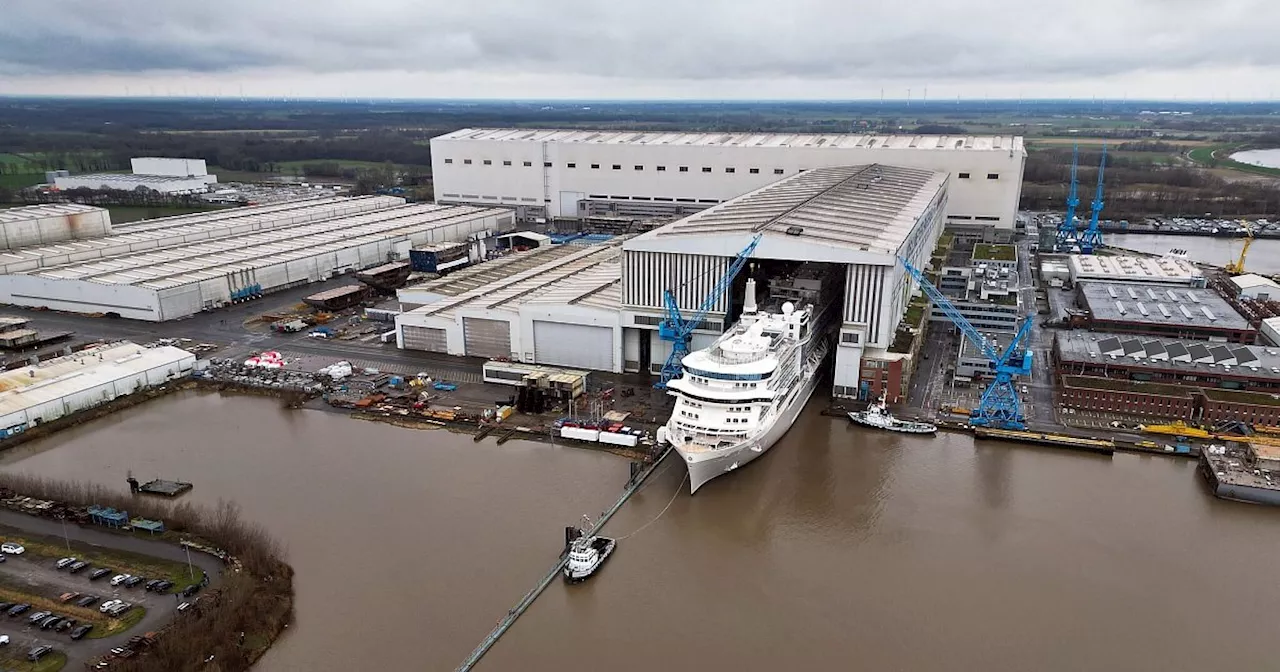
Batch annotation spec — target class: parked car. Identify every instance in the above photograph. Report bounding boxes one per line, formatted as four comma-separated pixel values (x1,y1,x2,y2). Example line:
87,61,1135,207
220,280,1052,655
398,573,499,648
176,601,192,613
89,568,111,580
56,618,76,632
0,634,8,646
182,583,201,597
59,592,79,602
69,624,93,640
123,576,145,588
144,580,162,592
55,557,76,569
1,543,25,555
27,644,51,661
108,603,132,617
109,646,129,656
26,610,50,624
69,560,88,573
99,600,121,613
109,574,132,586
154,580,174,593
0,554,6,562
40,615,62,630
0,602,13,612
6,603,30,616
75,595,100,608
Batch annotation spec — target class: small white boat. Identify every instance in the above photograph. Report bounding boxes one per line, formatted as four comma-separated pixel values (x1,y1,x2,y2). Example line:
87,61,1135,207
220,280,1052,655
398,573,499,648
847,396,937,435
563,516,616,583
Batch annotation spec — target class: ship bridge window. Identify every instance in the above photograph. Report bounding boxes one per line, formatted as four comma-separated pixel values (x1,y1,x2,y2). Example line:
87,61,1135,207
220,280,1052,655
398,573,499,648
684,366,769,381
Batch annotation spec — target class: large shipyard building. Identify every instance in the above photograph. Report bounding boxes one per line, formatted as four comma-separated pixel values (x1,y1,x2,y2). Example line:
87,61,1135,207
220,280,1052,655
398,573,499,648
622,164,947,399
395,164,947,399
431,128,1024,233
0,199,511,321
0,204,113,249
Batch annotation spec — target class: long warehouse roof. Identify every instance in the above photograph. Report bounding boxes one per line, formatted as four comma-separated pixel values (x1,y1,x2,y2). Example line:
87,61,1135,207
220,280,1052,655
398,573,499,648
631,164,945,255
29,203,506,290
0,196,405,274
1078,281,1250,330
437,128,1024,152
110,195,371,232
407,240,625,320
0,203,104,223
0,342,192,419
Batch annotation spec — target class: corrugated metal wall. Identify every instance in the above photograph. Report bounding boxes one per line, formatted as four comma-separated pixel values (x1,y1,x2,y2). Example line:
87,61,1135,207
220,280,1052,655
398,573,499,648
462,317,512,358
623,250,729,314
844,264,887,345
401,325,448,353
533,321,614,371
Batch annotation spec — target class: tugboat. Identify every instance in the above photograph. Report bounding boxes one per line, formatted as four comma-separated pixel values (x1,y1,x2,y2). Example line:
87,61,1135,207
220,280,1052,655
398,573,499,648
847,395,938,435
563,516,616,583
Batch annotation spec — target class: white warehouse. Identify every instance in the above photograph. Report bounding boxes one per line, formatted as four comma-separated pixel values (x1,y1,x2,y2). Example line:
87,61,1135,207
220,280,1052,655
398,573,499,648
0,342,195,438
54,156,219,194
431,127,1022,231
395,242,625,370
0,203,512,321
397,164,947,400
0,196,405,275
621,164,947,399
0,204,113,249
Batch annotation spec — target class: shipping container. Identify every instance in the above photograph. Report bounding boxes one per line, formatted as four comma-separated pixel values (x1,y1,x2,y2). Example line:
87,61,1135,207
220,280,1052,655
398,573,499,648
560,426,600,442
599,431,638,447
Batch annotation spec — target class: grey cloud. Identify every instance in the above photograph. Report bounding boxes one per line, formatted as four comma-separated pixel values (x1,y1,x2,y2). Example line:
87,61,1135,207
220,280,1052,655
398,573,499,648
1,0,1277,85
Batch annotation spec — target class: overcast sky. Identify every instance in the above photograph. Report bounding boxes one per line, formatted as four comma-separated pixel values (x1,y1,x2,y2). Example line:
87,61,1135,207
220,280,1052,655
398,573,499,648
2,0,1278,100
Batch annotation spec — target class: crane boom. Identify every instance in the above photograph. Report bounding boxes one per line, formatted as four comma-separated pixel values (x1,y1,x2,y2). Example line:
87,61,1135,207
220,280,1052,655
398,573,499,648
655,234,762,388
1079,144,1107,254
1055,145,1081,252
1225,220,1253,275
900,257,1034,430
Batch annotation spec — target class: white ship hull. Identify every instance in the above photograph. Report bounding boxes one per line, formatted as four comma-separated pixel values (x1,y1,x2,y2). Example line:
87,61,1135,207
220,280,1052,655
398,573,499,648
676,370,820,494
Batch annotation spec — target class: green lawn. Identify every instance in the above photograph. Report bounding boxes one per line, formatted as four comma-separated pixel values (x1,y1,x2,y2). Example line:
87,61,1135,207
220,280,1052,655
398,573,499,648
1187,144,1280,178
0,153,34,166
275,159,430,173
0,173,43,190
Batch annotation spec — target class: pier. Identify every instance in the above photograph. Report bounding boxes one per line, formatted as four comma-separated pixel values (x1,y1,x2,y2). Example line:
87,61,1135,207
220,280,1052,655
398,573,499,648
455,445,674,672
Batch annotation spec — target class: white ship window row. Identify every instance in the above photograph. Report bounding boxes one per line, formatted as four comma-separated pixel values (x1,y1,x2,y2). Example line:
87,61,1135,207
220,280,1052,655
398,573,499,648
674,420,748,437
684,366,769,382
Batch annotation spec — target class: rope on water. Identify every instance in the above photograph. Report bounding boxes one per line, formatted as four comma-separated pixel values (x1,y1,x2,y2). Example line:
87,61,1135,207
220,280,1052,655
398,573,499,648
616,471,688,541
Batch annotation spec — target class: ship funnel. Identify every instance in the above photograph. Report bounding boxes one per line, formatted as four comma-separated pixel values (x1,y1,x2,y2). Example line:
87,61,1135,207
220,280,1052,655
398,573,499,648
743,277,758,314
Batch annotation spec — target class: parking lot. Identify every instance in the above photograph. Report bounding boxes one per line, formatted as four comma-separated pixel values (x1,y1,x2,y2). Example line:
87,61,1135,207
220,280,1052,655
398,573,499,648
0,516,218,669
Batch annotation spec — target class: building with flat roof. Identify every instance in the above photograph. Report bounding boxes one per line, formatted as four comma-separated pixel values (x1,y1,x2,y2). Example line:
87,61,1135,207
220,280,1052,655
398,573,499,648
0,204,112,249
1067,254,1204,286
431,127,1023,231
1072,281,1254,343
0,202,511,321
0,342,194,437
1230,273,1280,300
54,156,218,195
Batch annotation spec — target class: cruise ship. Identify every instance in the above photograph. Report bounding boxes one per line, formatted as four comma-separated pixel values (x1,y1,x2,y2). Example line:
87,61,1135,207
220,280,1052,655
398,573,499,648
657,274,834,493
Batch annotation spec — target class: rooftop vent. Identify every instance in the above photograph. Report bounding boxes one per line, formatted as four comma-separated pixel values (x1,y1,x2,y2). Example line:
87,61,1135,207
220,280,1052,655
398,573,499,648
785,226,804,236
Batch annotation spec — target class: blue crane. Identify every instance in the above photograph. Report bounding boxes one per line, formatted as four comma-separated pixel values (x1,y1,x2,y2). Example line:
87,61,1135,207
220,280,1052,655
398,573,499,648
899,258,1034,430
1054,145,1081,252
1078,144,1108,254
655,234,763,389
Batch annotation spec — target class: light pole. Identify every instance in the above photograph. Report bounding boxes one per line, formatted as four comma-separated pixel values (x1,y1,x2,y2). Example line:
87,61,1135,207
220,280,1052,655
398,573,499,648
59,517,71,553
183,542,195,581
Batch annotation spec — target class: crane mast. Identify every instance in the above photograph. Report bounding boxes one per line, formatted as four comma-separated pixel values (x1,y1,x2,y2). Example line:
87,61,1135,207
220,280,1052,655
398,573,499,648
1078,144,1107,254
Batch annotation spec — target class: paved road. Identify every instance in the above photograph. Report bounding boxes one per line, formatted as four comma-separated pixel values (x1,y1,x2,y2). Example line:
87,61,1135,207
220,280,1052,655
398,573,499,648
0,510,223,669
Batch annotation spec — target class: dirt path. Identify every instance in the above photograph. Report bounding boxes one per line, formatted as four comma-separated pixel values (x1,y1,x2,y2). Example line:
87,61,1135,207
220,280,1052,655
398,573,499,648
0,510,224,669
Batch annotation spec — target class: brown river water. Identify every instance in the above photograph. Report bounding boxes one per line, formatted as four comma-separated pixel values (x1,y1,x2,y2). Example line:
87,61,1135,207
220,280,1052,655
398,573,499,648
0,391,1276,671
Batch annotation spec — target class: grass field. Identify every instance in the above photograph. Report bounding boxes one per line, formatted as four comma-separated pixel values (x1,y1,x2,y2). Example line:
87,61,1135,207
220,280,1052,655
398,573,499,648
0,174,43,190
1187,144,1280,178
